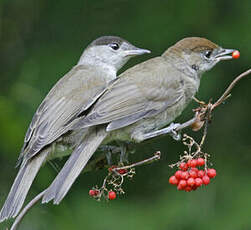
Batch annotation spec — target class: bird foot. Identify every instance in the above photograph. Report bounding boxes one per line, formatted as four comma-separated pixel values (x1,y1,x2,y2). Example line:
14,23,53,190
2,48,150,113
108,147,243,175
168,123,181,141
100,145,120,165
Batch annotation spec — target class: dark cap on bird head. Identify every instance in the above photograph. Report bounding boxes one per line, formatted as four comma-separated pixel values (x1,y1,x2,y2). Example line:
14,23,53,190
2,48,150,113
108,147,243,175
86,35,151,56
90,36,126,47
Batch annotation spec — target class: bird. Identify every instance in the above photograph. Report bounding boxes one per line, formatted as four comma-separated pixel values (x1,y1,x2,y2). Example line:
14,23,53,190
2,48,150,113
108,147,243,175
0,35,150,222
42,37,237,205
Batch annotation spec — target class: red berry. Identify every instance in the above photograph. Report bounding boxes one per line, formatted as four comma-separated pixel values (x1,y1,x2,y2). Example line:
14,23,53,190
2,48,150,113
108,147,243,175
181,171,189,180
117,169,128,174
187,159,192,167
169,176,178,185
232,50,240,59
89,189,99,197
108,191,116,200
189,170,197,178
202,175,210,185
197,158,205,166
179,162,188,171
190,167,199,172
108,165,117,172
197,170,205,178
191,185,198,191
177,183,184,190
187,178,195,187
190,159,198,167
178,180,187,188
89,189,96,197
207,168,217,178
185,186,192,192
195,178,203,187
175,170,183,179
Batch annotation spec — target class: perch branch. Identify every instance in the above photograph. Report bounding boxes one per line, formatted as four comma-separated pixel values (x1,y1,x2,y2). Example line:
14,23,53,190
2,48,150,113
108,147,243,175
112,151,161,171
178,68,251,133
9,190,46,230
212,68,251,110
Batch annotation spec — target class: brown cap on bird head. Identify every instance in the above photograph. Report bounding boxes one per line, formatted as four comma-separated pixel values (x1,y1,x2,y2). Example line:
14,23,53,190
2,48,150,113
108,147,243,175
163,37,237,74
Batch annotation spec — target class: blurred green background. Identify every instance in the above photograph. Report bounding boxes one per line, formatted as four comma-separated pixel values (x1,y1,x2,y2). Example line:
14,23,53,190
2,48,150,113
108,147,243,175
0,0,251,229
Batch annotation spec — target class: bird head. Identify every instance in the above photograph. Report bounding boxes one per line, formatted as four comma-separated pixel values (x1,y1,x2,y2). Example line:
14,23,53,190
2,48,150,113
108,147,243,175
163,37,236,76
79,36,151,73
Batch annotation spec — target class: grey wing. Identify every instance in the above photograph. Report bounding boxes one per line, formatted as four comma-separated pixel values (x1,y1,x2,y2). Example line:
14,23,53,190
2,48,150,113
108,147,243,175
18,66,108,163
73,71,184,132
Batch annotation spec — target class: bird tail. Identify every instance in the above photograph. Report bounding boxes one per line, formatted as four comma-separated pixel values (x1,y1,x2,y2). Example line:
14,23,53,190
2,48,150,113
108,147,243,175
42,127,107,205
0,149,48,222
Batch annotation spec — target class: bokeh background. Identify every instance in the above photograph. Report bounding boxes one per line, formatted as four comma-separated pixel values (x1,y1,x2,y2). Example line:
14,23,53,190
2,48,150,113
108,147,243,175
0,0,251,229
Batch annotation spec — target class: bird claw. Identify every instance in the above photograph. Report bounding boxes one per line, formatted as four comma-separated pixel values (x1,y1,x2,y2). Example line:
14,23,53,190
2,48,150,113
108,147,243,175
168,123,181,141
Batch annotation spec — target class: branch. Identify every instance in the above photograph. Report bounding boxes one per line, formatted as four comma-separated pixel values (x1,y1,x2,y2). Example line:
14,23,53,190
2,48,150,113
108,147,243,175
212,68,251,110
112,151,161,171
183,69,251,132
90,151,161,200
9,190,45,230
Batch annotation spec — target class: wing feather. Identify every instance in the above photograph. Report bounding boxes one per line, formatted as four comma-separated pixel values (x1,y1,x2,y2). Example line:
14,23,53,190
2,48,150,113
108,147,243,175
19,65,110,162
73,57,185,131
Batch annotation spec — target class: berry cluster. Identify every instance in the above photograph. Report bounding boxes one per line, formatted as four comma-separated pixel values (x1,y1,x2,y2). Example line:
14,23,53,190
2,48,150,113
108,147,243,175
169,158,216,192
89,189,117,200
88,165,134,201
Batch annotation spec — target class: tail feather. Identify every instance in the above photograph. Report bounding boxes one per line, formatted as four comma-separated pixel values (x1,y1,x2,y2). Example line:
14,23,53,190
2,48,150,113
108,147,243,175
0,149,48,222
42,128,107,204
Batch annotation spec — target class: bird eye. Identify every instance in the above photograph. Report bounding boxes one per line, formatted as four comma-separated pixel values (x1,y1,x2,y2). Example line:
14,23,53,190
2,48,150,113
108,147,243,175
109,43,120,50
204,50,212,59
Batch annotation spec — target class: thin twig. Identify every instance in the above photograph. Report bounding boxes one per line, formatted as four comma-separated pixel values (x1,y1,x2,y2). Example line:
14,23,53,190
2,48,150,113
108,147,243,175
212,69,251,109
199,118,208,147
112,151,161,171
10,190,45,230
184,69,251,132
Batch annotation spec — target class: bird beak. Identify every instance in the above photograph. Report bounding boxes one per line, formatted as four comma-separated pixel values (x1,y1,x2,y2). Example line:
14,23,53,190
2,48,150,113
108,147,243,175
215,48,236,61
124,47,151,57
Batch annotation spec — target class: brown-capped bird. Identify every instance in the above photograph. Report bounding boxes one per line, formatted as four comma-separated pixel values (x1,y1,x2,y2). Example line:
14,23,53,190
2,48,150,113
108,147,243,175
42,37,237,205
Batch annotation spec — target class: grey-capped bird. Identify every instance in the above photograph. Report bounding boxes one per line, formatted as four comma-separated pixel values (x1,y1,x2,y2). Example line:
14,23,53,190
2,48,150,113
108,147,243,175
42,37,237,205
0,36,150,222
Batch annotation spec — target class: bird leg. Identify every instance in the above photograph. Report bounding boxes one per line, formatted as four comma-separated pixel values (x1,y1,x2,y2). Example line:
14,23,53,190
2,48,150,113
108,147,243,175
99,142,135,165
119,144,128,164
169,123,182,141
99,145,120,165
106,151,112,165
115,141,135,164
139,123,182,142
99,144,131,165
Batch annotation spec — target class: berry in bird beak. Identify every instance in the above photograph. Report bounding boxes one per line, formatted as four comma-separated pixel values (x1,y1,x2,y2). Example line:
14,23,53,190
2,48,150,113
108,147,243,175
215,48,239,61
232,50,240,59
